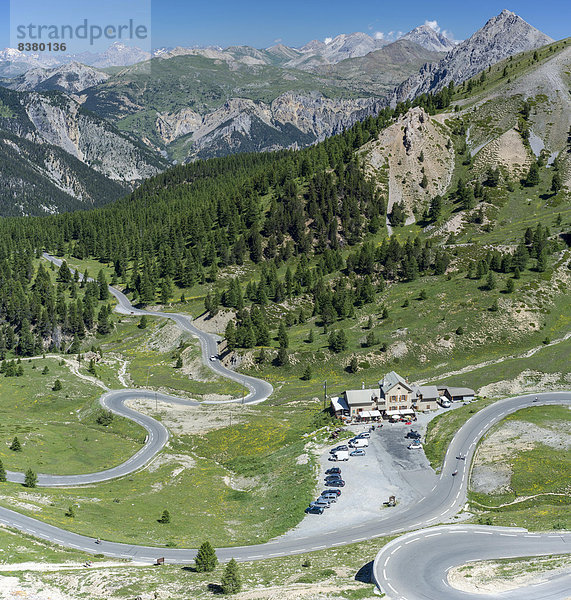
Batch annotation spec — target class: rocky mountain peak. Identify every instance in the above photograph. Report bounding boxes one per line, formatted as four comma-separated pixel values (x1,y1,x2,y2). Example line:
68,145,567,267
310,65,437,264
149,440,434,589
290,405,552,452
401,25,456,52
392,10,554,103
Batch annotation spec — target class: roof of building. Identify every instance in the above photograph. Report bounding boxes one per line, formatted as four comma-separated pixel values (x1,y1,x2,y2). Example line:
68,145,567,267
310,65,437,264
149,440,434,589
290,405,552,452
379,371,413,394
413,385,439,399
344,388,379,406
330,396,349,412
442,386,475,396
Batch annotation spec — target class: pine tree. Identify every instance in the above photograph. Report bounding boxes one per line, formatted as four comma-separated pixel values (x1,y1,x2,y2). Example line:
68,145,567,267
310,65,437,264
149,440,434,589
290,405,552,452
97,269,109,301
276,347,289,366
88,359,97,376
65,505,75,518
195,541,218,572
551,171,562,193
158,509,170,523
175,355,183,368
52,379,62,391
485,271,496,291
24,468,37,488
0,458,6,482
221,558,242,595
10,436,22,452
366,316,373,329
277,322,289,349
307,329,314,343
301,365,312,381
505,278,515,294
138,315,148,329
525,162,540,187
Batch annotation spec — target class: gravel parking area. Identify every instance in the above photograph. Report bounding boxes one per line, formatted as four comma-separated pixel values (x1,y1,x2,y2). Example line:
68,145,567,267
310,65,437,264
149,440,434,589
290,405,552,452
279,407,460,541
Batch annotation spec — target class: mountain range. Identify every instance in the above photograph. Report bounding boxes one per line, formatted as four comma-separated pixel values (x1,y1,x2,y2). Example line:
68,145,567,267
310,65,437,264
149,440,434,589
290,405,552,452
0,11,564,216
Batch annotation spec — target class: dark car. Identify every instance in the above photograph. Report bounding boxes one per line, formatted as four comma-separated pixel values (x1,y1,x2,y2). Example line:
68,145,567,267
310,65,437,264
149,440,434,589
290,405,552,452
329,445,348,454
305,505,324,514
325,474,344,482
325,479,345,487
325,467,341,475
405,431,421,439
321,489,341,497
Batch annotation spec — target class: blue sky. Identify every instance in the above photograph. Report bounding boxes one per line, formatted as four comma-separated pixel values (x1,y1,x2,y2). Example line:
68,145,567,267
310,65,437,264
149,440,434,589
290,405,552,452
0,0,569,51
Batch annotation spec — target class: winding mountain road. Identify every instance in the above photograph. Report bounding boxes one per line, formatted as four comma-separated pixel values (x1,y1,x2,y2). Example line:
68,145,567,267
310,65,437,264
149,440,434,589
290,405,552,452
0,254,568,599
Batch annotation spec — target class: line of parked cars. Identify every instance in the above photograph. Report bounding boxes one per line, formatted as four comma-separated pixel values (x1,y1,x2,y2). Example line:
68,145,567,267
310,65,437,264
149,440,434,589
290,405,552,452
305,467,345,514
306,431,372,515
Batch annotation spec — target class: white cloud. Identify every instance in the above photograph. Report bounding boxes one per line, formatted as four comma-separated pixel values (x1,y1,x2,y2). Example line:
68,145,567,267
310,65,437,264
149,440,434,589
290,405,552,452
274,38,282,43
396,30,403,39
387,30,394,38
374,31,384,40
324,37,333,45
424,19,441,32
441,29,457,41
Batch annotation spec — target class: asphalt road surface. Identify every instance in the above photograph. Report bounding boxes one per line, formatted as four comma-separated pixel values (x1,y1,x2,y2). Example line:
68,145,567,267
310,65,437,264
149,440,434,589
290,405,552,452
373,525,571,599
0,253,567,600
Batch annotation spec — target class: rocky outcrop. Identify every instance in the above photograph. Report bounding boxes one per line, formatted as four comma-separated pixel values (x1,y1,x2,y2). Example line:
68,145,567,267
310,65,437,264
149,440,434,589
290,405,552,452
359,107,455,220
392,10,554,104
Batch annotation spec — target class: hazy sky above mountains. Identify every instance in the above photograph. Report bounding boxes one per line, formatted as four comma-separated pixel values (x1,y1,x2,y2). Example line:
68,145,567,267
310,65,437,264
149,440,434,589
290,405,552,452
0,0,568,52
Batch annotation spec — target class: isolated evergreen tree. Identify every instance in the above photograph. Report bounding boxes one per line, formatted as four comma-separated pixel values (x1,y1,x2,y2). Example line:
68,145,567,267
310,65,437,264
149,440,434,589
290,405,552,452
525,162,540,187
485,271,496,291
505,278,515,294
97,269,109,301
0,459,6,482
276,347,289,366
221,558,242,595
455,326,464,335
551,171,562,193
41,364,49,375
419,289,428,300
307,329,314,344
24,468,37,488
301,365,312,381
195,541,218,572
175,355,183,368
158,509,170,524
65,505,75,518
52,379,62,391
138,315,148,329
277,322,289,349
88,359,97,376
366,316,373,329
10,437,22,452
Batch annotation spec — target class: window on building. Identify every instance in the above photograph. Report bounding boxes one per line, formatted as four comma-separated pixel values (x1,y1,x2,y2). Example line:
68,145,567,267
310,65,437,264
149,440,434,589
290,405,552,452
399,394,407,402
390,395,397,402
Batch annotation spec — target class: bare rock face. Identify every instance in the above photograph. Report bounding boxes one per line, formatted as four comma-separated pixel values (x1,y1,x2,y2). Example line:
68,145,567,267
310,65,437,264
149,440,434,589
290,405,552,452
21,93,162,182
359,107,455,220
392,10,554,104
155,93,384,160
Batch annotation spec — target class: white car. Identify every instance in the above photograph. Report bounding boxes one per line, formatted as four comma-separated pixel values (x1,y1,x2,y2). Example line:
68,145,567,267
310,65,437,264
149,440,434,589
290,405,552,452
210,355,217,361
408,441,423,450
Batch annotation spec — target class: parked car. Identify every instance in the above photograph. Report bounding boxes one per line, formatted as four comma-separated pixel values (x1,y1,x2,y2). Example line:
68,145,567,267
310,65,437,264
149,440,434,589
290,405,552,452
405,431,422,439
325,467,341,475
318,494,337,503
305,505,324,514
329,445,348,454
310,499,331,509
356,432,370,438
408,441,422,450
321,489,341,497
349,438,369,448
325,474,344,482
350,449,366,456
325,479,345,487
